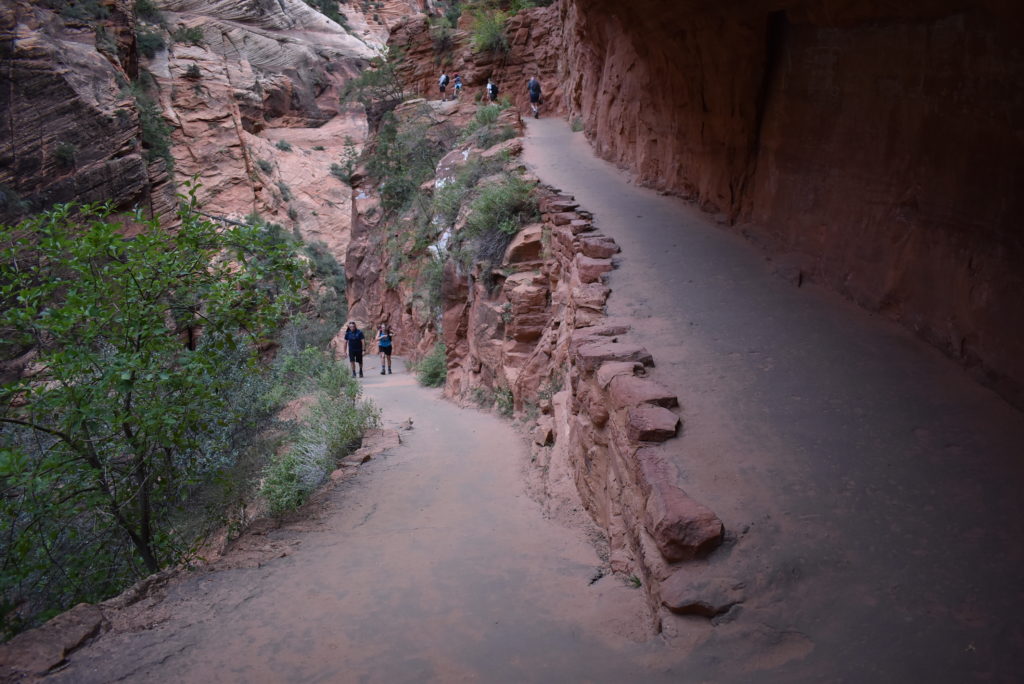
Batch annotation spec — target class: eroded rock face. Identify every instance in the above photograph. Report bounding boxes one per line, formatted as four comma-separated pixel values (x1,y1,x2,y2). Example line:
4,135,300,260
560,0,1024,408
0,0,157,223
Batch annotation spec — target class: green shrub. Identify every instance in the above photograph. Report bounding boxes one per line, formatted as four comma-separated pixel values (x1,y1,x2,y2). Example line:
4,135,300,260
184,63,201,80
135,0,162,23
136,27,165,58
571,117,584,132
261,349,379,514
288,206,299,221
277,181,293,202
471,9,509,54
495,386,514,417
172,25,204,45
124,81,173,169
54,141,77,168
417,342,447,387
275,139,293,152
0,194,302,637
313,145,325,151
40,0,108,21
257,158,273,174
466,174,537,237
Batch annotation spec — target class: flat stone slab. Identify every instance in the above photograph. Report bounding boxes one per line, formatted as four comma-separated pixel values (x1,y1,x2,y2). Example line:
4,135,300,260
609,375,678,410
626,404,680,442
575,340,654,373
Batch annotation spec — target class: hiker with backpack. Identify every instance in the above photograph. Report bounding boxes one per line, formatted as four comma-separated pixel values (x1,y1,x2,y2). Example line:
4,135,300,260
453,73,463,99
439,72,449,100
527,76,542,118
486,78,499,102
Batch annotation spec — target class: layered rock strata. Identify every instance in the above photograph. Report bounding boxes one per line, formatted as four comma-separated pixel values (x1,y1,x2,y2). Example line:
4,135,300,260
0,0,166,223
558,0,1024,408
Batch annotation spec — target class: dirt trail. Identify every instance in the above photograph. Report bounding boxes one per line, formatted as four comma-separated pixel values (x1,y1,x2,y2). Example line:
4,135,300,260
47,360,686,683
523,117,1024,680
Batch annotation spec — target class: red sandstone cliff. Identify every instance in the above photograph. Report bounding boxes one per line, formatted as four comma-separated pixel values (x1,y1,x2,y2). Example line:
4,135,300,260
557,0,1024,408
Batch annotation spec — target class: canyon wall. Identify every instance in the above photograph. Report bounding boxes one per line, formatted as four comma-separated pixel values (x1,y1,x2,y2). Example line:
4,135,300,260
559,0,1024,408
0,0,166,223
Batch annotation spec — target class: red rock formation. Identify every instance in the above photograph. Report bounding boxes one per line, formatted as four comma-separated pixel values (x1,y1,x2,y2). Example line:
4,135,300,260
0,0,162,223
389,6,565,119
558,0,1024,407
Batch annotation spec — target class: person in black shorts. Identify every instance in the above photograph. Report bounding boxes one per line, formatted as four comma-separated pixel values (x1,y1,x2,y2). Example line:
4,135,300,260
377,323,394,374
343,321,365,378
527,76,542,118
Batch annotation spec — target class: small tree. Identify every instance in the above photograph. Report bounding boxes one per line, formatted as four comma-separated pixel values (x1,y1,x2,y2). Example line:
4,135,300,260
341,50,406,130
0,188,302,633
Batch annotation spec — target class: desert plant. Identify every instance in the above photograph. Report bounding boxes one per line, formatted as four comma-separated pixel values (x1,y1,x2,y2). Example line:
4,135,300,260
571,117,584,132
135,0,162,23
136,27,165,58
171,25,204,45
417,342,448,387
54,141,77,169
465,174,537,237
123,81,173,169
340,51,406,130
470,9,509,54
256,158,273,174
277,181,293,202
495,386,514,417
275,139,293,152
184,63,201,80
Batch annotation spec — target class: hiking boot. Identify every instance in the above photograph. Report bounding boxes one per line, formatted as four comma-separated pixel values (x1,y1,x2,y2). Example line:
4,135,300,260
387,367,392,374
359,370,364,378
381,369,386,375
351,371,356,378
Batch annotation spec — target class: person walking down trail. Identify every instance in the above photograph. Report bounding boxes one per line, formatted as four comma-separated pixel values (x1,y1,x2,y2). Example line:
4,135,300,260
527,76,542,118
486,78,499,103
377,324,394,375
453,73,463,99
439,72,449,101
343,321,365,378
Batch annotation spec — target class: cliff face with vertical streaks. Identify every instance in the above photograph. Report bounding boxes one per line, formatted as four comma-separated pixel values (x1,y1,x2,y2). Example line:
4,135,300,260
558,0,1024,407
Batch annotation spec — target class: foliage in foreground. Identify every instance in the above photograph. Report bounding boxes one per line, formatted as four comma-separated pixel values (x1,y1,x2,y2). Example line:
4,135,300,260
261,349,379,515
0,193,303,637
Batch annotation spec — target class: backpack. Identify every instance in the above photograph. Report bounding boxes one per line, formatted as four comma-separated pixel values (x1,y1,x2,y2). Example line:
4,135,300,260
528,79,541,96
488,82,498,98
440,74,449,86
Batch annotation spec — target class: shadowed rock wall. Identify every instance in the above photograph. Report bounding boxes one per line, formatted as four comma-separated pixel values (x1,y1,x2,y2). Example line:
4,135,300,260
560,0,1024,408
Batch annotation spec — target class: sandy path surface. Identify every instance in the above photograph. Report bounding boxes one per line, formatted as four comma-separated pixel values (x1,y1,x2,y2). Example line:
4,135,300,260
523,117,1024,680
50,359,687,683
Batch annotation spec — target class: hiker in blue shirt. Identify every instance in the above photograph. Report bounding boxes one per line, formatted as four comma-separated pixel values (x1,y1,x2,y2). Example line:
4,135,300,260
343,321,365,378
377,324,394,375
527,76,542,118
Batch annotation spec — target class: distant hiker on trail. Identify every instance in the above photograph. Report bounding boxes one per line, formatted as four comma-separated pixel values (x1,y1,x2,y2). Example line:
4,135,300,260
453,73,463,99
377,324,394,375
486,78,499,102
439,72,449,100
527,76,542,118
343,321,365,378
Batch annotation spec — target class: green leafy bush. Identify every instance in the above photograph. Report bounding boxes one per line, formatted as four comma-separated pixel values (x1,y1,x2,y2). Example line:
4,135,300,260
341,52,406,130
261,349,379,515
495,387,514,417
184,63,201,80
275,140,293,152
172,25,204,45
135,0,162,23
257,158,273,174
124,81,173,169
0,191,303,636
54,141,76,168
465,174,537,237
417,342,448,387
470,9,509,54
136,27,165,58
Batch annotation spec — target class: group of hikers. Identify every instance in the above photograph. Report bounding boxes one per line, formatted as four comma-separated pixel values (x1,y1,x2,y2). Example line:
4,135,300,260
342,322,393,378
438,72,543,118
346,74,545,379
